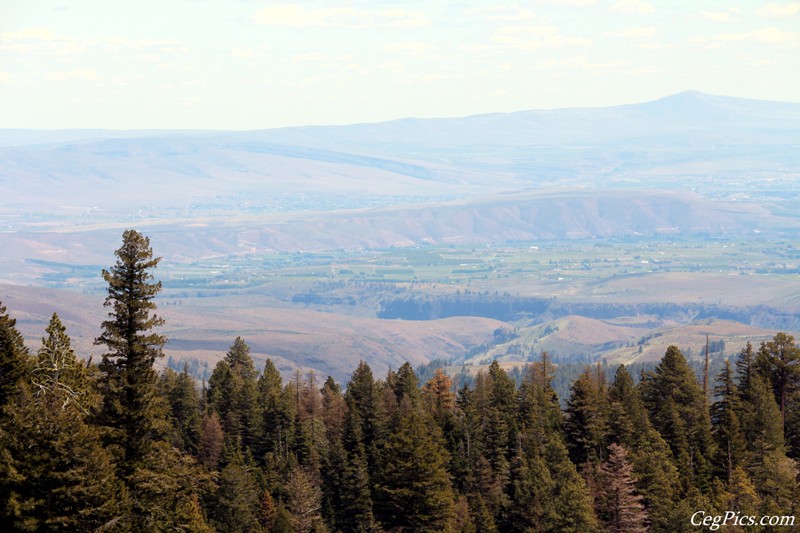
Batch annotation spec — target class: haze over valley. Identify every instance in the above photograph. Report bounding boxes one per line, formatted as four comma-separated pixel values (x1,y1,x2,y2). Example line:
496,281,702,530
3,91,799,381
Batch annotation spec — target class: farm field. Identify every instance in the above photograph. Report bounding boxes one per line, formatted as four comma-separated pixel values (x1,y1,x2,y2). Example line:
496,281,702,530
6,236,798,382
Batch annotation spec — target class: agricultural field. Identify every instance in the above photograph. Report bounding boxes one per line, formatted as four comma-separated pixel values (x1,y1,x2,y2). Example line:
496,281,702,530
149,237,800,309
8,235,797,383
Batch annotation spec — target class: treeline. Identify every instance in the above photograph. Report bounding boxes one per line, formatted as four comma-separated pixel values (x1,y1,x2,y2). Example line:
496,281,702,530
377,292,551,321
1,230,799,532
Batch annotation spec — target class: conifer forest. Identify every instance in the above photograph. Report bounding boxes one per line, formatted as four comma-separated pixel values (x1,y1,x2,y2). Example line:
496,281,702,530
1,230,798,532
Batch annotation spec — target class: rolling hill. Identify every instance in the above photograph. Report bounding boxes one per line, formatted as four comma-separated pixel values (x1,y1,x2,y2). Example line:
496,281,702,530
0,283,505,382
2,91,798,213
2,91,798,377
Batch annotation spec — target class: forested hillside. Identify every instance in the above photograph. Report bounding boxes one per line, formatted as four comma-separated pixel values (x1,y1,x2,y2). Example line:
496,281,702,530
1,231,798,532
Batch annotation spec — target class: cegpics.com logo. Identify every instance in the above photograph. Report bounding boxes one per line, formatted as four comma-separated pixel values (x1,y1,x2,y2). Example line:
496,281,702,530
691,511,796,530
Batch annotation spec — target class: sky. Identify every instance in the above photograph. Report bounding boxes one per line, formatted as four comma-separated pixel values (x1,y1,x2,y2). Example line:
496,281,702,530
1,0,798,130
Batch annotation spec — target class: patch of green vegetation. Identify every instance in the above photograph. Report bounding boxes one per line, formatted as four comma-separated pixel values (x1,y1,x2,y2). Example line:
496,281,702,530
151,239,797,306
33,238,800,318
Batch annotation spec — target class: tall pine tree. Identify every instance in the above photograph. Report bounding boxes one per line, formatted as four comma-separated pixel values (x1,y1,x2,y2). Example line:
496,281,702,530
710,360,746,482
345,361,383,477
565,366,609,467
95,229,166,476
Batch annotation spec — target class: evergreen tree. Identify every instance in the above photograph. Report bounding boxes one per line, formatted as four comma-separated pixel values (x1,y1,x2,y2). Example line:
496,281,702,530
606,364,648,449
320,375,346,444
505,443,544,531
734,343,758,455
273,504,294,533
322,396,374,533
0,316,123,531
484,360,517,490
208,337,260,452
159,365,202,454
755,333,800,442
453,494,478,533
456,372,490,472
736,342,757,399
0,384,125,531
126,440,215,532
321,435,346,531
641,345,715,491
519,352,562,433
95,229,166,476
388,361,420,408
476,453,507,511
468,492,498,533
345,361,383,476
0,301,30,408
506,428,599,532
627,427,683,533
299,370,327,468
455,375,505,517
565,366,609,467
711,360,746,482
182,493,216,533
340,405,375,532
711,466,761,532
786,386,800,460
257,358,293,461
743,372,785,467
507,358,597,533
373,395,455,531
739,371,798,518
753,448,798,520
212,449,262,533
290,371,316,468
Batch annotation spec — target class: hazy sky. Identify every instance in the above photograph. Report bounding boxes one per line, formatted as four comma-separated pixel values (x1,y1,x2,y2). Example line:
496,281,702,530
2,0,798,129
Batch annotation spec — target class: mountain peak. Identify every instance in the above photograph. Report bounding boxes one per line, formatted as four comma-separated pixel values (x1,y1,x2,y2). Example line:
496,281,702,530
651,90,799,111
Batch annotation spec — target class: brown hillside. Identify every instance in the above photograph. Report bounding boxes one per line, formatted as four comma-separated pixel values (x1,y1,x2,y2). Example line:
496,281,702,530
603,319,778,365
0,283,503,382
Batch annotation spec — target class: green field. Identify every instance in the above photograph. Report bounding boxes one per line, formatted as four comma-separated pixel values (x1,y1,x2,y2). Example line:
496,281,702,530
146,238,799,303
29,237,800,309
11,236,798,382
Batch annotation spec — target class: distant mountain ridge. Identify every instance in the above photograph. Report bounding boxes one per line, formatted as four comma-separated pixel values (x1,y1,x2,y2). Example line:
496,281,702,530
1,91,798,267
231,90,800,150
2,91,798,147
